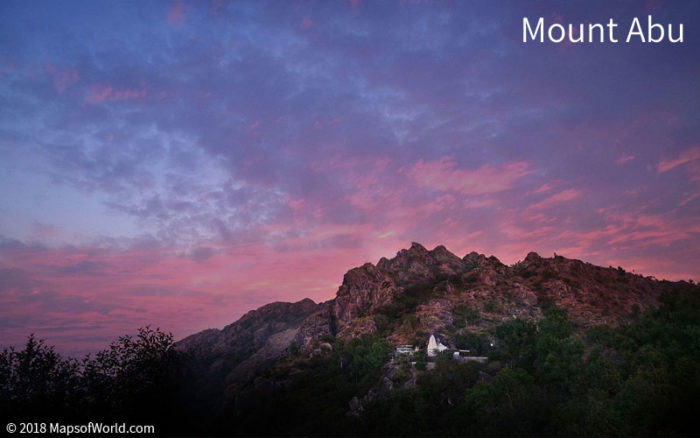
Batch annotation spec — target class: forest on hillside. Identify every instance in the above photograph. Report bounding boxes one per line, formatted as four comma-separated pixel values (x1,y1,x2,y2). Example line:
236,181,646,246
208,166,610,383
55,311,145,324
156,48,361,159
2,288,699,437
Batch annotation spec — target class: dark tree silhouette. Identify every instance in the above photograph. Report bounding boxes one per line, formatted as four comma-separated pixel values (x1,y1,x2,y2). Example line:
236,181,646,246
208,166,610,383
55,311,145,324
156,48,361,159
0,334,80,421
81,326,181,425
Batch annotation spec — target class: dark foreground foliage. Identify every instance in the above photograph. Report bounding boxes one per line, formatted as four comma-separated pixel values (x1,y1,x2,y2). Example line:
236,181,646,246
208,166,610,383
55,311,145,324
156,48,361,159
0,327,183,434
2,289,700,436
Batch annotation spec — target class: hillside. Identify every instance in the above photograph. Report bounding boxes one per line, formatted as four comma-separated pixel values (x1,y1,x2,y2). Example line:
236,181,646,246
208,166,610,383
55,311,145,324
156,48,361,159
178,242,675,364
174,243,691,425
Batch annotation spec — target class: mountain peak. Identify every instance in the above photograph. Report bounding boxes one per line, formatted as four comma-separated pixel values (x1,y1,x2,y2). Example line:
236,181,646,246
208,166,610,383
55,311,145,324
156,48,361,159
410,241,427,251
375,243,465,285
524,251,542,262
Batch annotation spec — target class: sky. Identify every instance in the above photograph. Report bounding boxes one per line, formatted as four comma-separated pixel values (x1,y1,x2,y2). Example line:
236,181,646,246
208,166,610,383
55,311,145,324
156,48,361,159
1,0,699,356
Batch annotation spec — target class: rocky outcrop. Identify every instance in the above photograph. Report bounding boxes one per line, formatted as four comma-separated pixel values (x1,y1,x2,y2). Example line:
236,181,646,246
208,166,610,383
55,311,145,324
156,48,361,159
334,263,399,327
514,251,669,326
377,242,466,284
415,298,455,335
317,243,680,347
332,243,470,335
292,300,336,348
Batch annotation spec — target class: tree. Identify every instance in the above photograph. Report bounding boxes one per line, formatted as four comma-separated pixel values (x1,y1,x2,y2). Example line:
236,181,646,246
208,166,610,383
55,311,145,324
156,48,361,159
81,326,180,424
495,319,537,368
464,368,550,435
0,335,80,420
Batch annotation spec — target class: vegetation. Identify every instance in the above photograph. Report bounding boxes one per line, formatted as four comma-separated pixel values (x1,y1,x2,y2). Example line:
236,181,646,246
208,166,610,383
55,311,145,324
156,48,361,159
455,331,492,355
483,299,501,313
373,282,437,335
452,303,480,327
221,335,393,435
0,327,182,434
375,282,435,320
359,290,700,436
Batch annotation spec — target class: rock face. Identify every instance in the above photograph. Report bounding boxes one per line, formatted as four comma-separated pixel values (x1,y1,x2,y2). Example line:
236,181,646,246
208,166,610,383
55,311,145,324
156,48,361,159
334,263,398,328
292,300,336,348
312,242,680,347
514,252,666,326
177,298,318,355
177,242,690,394
175,298,319,392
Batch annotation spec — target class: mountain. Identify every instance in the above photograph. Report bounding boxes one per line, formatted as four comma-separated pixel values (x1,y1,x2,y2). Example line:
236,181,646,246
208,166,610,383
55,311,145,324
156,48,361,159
5,243,696,436
176,243,681,398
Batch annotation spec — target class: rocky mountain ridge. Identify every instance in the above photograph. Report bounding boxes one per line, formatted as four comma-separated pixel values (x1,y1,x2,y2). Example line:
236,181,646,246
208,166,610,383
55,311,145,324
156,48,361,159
176,242,682,387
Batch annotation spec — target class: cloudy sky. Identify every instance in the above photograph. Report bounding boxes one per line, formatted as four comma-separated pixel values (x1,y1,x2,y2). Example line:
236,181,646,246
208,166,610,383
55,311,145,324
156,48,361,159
1,0,699,355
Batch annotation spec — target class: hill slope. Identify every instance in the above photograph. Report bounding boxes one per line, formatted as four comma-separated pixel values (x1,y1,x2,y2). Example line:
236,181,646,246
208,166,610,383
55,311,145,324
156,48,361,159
176,243,684,393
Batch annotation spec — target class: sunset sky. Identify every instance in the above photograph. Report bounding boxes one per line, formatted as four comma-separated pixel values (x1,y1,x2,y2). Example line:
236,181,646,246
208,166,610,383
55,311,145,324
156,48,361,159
1,0,699,355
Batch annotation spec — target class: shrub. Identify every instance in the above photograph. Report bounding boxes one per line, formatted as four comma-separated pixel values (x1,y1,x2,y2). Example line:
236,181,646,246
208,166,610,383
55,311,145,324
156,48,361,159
483,299,501,313
453,303,481,326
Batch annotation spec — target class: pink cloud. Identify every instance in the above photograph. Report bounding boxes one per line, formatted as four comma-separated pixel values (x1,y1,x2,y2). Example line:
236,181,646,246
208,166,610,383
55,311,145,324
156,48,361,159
29,223,62,241
45,64,80,94
658,147,700,173
299,17,313,30
680,191,700,206
85,82,147,104
0,241,372,355
312,154,390,172
551,207,700,253
616,154,635,165
286,196,306,214
404,156,531,195
87,85,113,103
532,182,555,194
528,189,582,210
167,0,186,23
604,212,700,246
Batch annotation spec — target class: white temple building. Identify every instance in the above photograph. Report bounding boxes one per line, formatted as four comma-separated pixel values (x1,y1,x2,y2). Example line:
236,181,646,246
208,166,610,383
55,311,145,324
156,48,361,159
427,334,449,357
